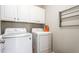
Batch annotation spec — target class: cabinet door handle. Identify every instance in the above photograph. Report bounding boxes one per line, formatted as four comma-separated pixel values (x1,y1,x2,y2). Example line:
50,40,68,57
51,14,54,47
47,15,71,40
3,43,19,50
29,38,31,40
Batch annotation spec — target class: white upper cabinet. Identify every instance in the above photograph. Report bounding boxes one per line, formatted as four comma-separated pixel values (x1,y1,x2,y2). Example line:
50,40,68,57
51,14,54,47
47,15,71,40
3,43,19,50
1,5,17,21
0,5,45,24
18,5,45,24
17,5,30,22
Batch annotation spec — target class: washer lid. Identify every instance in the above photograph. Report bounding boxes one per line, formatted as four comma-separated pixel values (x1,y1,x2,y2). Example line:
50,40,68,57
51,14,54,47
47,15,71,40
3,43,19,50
2,33,32,38
4,28,27,34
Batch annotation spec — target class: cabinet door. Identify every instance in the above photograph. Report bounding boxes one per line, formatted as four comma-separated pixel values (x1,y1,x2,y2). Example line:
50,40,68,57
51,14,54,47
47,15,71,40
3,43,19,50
2,5,17,21
39,34,51,53
39,8,45,24
1,5,5,20
29,6,45,24
17,5,30,22
29,6,37,22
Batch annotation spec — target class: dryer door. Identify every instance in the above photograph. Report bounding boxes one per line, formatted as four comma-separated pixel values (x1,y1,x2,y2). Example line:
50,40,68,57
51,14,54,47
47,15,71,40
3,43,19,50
38,34,51,53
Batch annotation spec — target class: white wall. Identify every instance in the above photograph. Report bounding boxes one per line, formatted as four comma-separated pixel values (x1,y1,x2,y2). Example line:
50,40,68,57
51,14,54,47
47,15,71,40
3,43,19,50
45,5,79,53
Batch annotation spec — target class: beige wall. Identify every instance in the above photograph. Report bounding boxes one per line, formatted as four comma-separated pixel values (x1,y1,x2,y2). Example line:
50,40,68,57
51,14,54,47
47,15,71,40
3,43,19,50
45,5,79,53
1,21,44,34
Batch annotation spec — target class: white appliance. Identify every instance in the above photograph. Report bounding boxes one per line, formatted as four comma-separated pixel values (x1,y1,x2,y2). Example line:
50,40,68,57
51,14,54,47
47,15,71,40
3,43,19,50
2,28,32,53
32,28,51,53
0,35,4,53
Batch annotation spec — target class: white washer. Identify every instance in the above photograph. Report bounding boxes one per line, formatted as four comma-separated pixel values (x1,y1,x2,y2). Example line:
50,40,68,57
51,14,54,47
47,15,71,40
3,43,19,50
0,35,4,53
2,28,32,53
32,28,52,53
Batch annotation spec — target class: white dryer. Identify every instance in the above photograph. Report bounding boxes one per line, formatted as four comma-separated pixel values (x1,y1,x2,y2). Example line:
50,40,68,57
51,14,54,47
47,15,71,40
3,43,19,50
2,28,32,53
32,28,52,53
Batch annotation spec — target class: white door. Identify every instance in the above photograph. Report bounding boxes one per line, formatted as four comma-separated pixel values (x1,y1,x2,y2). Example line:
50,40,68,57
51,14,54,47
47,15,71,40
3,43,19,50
29,6,37,23
29,6,45,24
17,5,30,22
39,34,51,53
2,5,17,21
1,5,5,20
34,7,45,24
16,36,32,53
38,8,45,24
